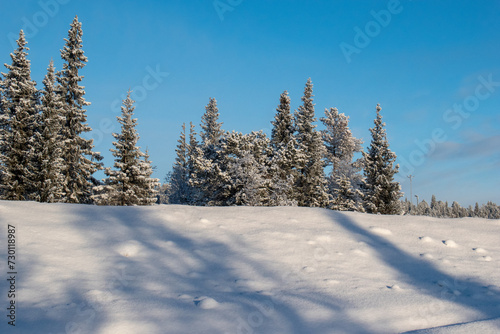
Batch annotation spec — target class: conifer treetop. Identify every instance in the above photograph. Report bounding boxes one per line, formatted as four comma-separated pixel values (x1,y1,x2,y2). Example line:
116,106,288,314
200,97,223,147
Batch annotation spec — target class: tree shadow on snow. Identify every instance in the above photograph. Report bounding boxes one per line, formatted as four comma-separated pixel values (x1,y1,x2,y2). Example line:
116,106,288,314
332,211,500,332
16,204,374,334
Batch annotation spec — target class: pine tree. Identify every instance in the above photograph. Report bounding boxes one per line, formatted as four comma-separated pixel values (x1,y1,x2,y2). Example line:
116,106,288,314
362,104,402,214
190,98,230,205
269,90,300,205
321,107,364,211
294,78,328,207
39,60,65,202
93,91,158,205
0,30,40,201
57,16,102,203
169,123,190,204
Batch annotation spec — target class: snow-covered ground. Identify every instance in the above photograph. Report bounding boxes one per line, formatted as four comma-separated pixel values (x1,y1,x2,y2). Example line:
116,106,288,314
1,201,499,334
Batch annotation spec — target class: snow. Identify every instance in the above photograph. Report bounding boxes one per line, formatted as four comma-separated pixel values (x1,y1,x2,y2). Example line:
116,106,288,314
1,201,499,333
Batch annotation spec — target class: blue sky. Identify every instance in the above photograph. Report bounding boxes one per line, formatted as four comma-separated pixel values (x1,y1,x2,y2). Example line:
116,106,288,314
1,0,499,206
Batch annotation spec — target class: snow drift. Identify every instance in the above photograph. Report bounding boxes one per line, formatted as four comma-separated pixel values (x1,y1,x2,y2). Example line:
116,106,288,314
0,201,499,333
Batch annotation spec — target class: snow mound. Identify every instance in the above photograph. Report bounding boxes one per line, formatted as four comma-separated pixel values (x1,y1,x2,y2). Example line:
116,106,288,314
473,247,488,253
194,296,219,309
199,218,211,224
479,256,492,262
419,236,434,243
442,240,458,248
369,226,392,235
387,284,402,291
404,317,500,333
420,253,434,260
115,240,144,257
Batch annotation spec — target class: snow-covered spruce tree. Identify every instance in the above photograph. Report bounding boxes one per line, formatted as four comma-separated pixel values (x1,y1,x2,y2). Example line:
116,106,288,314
57,16,102,204
0,30,40,201
138,148,160,205
321,107,364,211
294,78,329,207
269,90,300,206
93,91,158,206
169,123,191,204
362,104,402,214
0,63,6,196
186,122,199,204
222,131,271,206
38,60,65,202
189,98,230,205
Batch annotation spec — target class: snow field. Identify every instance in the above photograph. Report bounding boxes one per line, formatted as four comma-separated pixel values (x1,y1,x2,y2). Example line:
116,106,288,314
0,201,499,333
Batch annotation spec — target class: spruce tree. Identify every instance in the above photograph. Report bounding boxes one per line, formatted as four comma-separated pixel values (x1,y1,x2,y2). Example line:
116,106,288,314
186,122,199,204
271,91,295,149
93,91,158,205
0,63,6,196
169,123,190,204
137,148,160,205
190,98,229,205
269,90,300,205
58,16,101,203
39,60,65,202
362,104,402,214
294,78,328,207
321,107,363,211
0,30,40,201
223,131,270,206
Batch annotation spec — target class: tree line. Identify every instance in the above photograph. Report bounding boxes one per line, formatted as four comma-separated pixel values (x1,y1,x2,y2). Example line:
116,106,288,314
1,17,497,218
0,17,159,205
402,196,500,219
164,79,403,214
